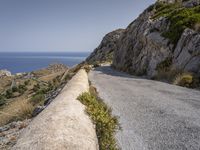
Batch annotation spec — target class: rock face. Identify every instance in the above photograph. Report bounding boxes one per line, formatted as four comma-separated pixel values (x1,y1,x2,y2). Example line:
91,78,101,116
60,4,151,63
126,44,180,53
173,28,200,76
113,10,172,76
112,0,200,77
86,29,125,63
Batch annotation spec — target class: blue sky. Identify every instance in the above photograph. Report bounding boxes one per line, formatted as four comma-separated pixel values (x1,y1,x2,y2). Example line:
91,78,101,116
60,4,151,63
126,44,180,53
0,0,155,52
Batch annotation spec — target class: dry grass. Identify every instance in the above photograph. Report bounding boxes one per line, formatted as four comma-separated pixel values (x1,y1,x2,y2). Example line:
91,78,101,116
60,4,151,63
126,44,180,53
0,97,34,126
0,76,12,93
153,69,182,82
39,71,65,82
173,73,196,88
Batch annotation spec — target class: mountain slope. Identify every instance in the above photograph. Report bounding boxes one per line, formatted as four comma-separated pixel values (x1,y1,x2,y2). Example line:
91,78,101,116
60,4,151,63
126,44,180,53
113,0,200,78
86,29,124,64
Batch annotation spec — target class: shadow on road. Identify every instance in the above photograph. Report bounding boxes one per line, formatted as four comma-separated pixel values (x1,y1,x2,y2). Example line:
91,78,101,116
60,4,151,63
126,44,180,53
94,66,144,79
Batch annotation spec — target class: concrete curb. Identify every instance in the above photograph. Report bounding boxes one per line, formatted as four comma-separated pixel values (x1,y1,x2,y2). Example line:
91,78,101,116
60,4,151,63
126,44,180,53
12,69,99,150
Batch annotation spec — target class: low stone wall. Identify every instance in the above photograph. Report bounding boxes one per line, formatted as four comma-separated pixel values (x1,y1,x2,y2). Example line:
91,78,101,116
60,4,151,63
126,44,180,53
12,69,99,150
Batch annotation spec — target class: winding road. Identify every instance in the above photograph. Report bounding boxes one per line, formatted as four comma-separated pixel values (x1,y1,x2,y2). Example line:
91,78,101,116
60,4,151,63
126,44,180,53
89,66,200,150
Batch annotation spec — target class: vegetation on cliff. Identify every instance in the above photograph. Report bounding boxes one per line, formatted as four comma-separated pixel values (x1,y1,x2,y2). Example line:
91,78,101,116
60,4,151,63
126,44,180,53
153,2,200,44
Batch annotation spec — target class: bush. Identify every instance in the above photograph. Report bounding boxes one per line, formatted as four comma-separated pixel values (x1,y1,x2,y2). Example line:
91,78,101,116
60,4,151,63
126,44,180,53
18,84,27,94
16,101,34,120
64,73,74,82
153,4,200,45
5,89,13,99
31,93,45,105
93,62,101,68
12,86,18,92
47,82,54,91
24,80,30,86
0,95,6,106
33,84,40,92
78,92,119,150
173,73,199,88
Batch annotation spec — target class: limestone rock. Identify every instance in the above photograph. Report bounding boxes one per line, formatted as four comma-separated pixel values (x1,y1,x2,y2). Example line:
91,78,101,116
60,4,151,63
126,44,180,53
183,0,200,7
0,120,31,150
86,29,125,63
112,0,200,78
113,9,172,77
0,70,11,78
173,28,200,74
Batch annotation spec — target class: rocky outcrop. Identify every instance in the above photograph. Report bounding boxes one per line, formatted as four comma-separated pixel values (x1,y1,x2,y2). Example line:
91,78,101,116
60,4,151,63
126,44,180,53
113,10,171,76
0,120,31,149
86,29,125,63
183,0,200,7
0,70,11,78
112,0,200,77
173,28,200,76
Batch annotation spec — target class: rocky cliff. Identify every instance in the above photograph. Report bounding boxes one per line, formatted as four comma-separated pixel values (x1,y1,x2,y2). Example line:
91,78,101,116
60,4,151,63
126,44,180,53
88,0,200,80
86,29,124,63
113,0,200,78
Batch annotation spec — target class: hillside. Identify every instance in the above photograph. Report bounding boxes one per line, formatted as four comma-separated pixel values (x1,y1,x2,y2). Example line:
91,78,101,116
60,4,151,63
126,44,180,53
86,29,125,63
0,64,70,149
86,0,200,87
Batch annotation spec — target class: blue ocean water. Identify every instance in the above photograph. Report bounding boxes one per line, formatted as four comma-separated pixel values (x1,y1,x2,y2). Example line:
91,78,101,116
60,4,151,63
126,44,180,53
0,52,90,74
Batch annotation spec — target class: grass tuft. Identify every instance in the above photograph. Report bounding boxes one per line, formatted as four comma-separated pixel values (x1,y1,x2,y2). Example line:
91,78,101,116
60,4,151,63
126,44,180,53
0,99,34,126
173,72,199,88
78,89,120,150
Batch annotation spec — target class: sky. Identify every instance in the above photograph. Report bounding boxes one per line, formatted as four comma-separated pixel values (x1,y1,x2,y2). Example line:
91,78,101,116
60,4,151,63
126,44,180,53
0,0,155,52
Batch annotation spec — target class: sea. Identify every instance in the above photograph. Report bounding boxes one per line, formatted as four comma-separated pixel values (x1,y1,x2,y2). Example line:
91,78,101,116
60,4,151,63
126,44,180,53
0,52,90,74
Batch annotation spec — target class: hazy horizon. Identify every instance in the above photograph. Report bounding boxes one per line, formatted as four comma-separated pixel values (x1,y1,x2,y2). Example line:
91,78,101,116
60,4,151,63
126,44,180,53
0,0,155,52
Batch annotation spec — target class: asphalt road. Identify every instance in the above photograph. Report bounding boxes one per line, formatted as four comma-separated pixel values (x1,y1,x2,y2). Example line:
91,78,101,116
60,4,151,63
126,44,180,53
89,66,200,150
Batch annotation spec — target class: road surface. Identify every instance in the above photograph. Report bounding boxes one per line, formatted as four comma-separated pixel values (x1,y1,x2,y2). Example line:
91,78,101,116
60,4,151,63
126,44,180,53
89,66,200,150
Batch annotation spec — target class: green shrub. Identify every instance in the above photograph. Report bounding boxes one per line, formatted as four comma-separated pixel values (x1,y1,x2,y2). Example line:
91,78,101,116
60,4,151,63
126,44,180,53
33,84,40,92
12,86,18,92
153,4,200,45
47,82,54,91
0,95,6,106
24,80,30,85
5,89,13,99
78,92,119,150
64,73,74,82
18,84,27,94
31,93,45,105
